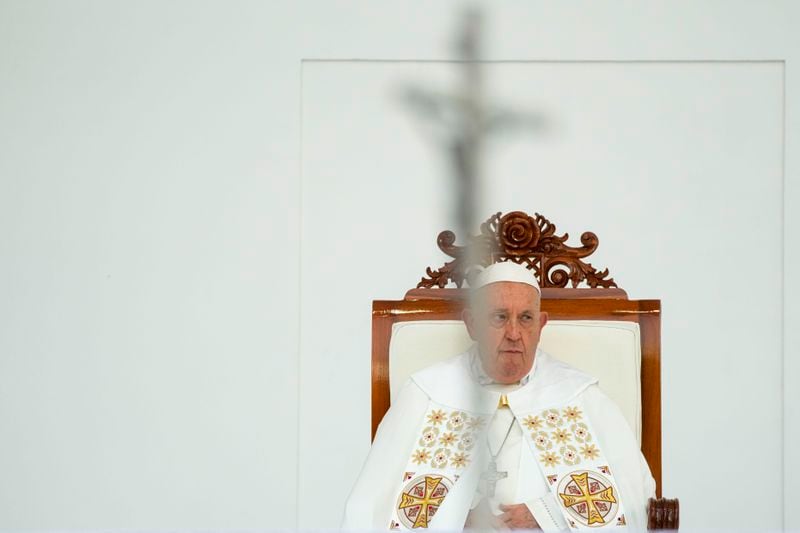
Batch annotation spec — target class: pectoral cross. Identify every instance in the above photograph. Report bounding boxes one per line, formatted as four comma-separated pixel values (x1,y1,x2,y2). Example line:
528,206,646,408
481,459,508,498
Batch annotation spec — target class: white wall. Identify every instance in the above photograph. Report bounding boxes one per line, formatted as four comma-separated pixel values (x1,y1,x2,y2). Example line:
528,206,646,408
0,1,301,529
1,1,798,531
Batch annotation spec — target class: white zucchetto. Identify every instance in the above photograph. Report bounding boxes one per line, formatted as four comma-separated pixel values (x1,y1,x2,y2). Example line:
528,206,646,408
467,260,541,292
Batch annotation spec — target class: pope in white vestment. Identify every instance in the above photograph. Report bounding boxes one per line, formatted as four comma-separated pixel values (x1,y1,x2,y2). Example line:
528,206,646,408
343,262,656,531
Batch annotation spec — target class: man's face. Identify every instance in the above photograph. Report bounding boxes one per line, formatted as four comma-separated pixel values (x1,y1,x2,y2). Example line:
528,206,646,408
463,282,548,384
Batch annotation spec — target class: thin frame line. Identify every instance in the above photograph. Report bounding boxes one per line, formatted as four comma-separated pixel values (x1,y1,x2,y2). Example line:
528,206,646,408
301,58,786,65
781,59,787,533
295,59,306,530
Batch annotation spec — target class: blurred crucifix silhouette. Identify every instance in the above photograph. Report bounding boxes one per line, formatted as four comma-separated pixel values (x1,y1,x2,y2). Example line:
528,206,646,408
400,9,548,525
402,8,547,262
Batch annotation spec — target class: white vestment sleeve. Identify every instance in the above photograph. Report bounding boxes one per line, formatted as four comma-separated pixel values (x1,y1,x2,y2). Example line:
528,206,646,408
342,380,431,530
525,495,568,531
580,385,657,532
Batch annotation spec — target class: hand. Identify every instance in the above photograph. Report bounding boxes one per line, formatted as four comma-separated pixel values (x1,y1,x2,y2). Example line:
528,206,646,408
497,503,540,530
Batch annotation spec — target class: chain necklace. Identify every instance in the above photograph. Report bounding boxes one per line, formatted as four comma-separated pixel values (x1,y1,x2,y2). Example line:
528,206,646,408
482,413,515,497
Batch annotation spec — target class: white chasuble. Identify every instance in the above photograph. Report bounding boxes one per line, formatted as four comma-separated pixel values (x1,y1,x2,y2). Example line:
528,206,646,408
342,348,655,532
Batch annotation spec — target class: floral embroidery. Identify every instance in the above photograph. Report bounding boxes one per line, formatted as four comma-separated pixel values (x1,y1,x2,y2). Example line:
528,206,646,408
533,431,552,451
571,422,592,443
467,416,486,430
561,445,580,466
431,448,451,469
541,451,560,468
525,404,606,471
450,452,469,468
523,415,543,431
447,411,466,431
458,433,475,451
412,449,431,464
544,409,561,427
551,428,572,445
562,406,582,422
415,406,486,468
427,409,446,426
580,443,601,461
419,426,440,448
439,432,457,448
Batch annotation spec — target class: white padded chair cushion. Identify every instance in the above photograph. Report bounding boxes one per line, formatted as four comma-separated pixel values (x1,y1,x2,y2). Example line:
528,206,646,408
388,320,642,444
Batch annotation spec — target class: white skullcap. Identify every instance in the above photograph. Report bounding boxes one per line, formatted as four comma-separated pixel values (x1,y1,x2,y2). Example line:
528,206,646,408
467,261,541,293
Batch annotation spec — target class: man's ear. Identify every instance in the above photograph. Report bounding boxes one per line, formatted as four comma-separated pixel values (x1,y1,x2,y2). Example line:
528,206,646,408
462,308,478,341
539,311,549,329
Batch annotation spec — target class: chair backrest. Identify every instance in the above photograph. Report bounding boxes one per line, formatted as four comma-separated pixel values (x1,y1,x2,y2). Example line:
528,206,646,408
388,319,643,443
370,211,663,497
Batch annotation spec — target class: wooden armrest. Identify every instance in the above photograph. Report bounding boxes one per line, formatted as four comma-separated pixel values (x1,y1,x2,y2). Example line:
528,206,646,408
647,497,679,530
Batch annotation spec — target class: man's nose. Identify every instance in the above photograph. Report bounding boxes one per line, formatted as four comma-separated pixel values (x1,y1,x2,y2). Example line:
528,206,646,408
504,319,522,340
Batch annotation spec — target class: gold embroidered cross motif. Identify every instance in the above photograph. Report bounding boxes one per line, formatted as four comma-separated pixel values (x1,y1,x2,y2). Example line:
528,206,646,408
558,471,617,526
398,476,450,528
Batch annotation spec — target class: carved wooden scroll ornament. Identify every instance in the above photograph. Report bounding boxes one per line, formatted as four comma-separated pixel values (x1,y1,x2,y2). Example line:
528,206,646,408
417,211,617,290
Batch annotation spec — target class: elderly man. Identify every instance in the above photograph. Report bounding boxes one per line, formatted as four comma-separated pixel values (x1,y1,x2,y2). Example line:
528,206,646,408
343,261,655,531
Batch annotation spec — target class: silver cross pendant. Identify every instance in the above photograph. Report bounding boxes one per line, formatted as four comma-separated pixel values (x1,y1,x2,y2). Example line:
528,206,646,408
481,459,508,497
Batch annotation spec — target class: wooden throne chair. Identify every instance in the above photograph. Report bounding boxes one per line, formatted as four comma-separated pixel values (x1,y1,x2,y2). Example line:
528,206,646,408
371,211,679,530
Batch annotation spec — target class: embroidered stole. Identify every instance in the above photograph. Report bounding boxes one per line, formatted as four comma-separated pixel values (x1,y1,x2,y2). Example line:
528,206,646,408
519,400,628,529
389,402,489,530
